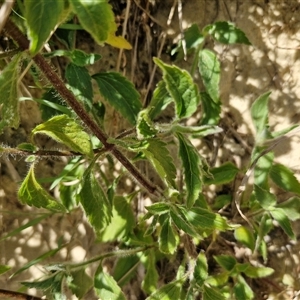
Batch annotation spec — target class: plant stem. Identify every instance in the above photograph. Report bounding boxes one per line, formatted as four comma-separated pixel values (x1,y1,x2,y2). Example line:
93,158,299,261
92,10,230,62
66,246,152,269
4,19,157,196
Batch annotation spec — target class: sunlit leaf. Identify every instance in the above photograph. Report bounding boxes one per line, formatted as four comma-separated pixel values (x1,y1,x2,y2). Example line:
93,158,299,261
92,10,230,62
68,268,93,299
78,166,112,236
243,265,274,278
233,275,254,300
204,21,251,45
137,110,158,139
254,184,276,210
98,196,135,242
277,197,300,221
32,114,93,157
0,54,22,133
170,206,198,237
194,252,208,287
186,207,230,231
105,33,132,49
199,92,221,125
203,162,238,185
154,57,200,119
146,279,183,300
234,226,255,251
203,284,226,300
94,265,126,300
214,255,236,272
24,0,67,54
0,265,11,275
184,24,204,49
270,207,295,240
93,72,142,125
148,80,173,120
198,50,220,103
142,250,159,294
69,0,116,44
65,63,93,111
18,165,66,212
270,163,300,195
159,217,179,254
250,92,271,136
146,203,170,215
45,49,101,66
177,133,202,208
142,139,177,189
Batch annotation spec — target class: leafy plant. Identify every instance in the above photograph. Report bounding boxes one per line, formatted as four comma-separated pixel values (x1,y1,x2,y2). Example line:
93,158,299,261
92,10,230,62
0,1,299,299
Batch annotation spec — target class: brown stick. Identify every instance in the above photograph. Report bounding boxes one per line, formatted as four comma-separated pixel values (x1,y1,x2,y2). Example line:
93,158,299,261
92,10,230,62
4,19,157,195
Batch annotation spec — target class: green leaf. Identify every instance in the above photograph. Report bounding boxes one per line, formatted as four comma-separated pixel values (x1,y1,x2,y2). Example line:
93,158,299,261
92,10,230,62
177,133,202,208
203,162,238,185
271,124,299,139
270,163,300,195
146,203,170,215
159,217,179,254
214,255,236,272
148,80,173,120
233,275,254,300
68,268,93,299
17,143,37,152
186,207,230,231
65,63,93,111
94,265,126,300
18,165,66,212
146,279,183,300
204,21,251,45
212,194,232,210
21,273,60,290
142,250,159,294
78,167,112,236
270,207,295,240
199,92,221,125
142,139,177,188
277,197,300,221
194,252,208,287
154,57,200,119
234,226,255,251
254,184,277,210
45,49,101,66
250,92,271,136
98,196,135,242
170,206,198,237
113,255,140,286
243,265,274,278
253,149,274,189
32,114,93,157
137,110,158,139
144,215,159,237
0,54,22,133
69,0,116,44
184,24,204,49
0,265,11,275
203,284,226,300
24,0,66,54
198,50,220,103
93,72,142,125
0,214,49,242
172,124,222,137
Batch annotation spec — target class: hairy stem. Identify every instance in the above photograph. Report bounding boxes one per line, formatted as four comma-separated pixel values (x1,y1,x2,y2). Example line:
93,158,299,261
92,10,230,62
4,19,157,195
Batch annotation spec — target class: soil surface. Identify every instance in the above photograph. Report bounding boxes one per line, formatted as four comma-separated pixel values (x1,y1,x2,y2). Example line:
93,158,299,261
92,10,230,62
1,0,300,299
